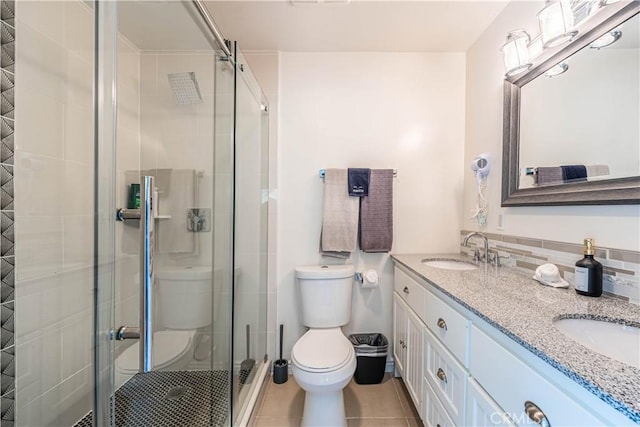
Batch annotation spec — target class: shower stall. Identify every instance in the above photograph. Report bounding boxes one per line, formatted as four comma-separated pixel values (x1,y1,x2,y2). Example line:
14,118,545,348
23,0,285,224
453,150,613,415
6,0,270,425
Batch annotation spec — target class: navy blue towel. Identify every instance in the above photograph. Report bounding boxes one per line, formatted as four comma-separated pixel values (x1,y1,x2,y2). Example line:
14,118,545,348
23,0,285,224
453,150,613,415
348,168,371,197
561,165,587,183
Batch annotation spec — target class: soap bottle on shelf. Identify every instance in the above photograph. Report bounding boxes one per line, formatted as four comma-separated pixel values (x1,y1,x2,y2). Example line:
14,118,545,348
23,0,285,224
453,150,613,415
574,238,603,297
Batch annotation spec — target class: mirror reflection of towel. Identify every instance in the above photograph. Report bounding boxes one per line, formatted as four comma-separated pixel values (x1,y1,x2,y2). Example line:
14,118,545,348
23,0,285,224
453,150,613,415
560,165,587,183
536,167,563,186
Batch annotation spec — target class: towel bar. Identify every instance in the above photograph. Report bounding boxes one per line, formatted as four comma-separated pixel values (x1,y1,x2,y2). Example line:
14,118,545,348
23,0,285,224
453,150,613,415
319,169,397,179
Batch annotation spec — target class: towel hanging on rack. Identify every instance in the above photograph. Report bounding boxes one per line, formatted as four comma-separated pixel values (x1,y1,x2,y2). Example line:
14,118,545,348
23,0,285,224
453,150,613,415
359,169,394,253
320,169,359,258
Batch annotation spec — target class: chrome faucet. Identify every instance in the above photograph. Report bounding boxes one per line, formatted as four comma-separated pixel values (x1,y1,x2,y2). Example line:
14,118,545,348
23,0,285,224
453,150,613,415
463,232,489,263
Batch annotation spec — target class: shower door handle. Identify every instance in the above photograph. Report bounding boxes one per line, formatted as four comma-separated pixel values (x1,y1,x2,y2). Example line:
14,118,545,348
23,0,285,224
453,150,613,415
114,326,140,340
140,175,155,373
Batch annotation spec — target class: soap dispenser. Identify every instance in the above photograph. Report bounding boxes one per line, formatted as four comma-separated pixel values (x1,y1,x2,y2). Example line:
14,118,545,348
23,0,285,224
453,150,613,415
574,238,602,297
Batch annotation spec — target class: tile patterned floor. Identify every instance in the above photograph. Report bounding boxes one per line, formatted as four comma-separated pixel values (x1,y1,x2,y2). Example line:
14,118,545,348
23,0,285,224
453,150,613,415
74,370,230,427
252,374,423,427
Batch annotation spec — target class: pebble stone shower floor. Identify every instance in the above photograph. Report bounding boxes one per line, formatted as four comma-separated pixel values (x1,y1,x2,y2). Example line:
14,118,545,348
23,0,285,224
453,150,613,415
74,370,230,427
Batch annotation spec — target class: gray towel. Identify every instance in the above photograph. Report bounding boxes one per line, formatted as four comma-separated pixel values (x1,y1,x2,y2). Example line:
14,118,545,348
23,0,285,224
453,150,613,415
536,167,563,186
359,169,393,253
321,169,359,258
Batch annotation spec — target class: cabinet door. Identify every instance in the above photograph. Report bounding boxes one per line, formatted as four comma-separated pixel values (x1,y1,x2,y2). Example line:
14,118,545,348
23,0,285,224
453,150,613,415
405,307,424,412
467,378,515,427
424,377,456,427
424,327,467,425
393,294,407,377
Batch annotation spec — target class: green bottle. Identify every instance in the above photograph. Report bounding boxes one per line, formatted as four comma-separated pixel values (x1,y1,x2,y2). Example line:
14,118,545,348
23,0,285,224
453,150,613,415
128,184,141,209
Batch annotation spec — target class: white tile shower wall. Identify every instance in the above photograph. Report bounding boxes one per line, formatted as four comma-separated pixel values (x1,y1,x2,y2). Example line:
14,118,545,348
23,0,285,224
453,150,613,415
277,52,466,360
463,1,640,253
14,2,142,425
138,51,215,271
138,51,219,365
243,51,278,361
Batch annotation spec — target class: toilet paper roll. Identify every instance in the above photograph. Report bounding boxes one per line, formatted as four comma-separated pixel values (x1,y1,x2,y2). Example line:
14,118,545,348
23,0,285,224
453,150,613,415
362,270,379,289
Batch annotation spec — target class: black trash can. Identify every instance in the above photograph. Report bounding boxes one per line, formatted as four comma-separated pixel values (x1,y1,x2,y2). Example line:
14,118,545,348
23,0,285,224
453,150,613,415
348,333,388,384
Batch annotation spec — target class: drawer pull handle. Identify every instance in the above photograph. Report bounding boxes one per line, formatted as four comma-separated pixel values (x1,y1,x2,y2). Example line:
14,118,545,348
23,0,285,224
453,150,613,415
436,368,447,384
437,318,447,330
524,401,551,427
403,286,409,294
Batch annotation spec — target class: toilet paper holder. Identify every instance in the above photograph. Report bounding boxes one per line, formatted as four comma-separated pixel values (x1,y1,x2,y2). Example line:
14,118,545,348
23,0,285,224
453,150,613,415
354,270,379,288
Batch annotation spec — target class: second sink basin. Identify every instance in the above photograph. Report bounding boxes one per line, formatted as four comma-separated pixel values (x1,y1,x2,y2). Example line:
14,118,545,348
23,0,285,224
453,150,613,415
554,317,640,368
421,258,477,271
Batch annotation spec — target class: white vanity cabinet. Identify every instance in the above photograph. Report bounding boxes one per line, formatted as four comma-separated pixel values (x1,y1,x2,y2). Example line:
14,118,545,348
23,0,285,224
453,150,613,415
469,326,606,427
466,378,515,427
392,263,627,427
393,294,424,413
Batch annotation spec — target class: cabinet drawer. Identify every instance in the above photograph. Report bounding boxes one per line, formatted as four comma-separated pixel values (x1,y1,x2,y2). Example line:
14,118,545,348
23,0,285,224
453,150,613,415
467,378,515,427
424,287,470,366
423,377,456,427
394,267,425,317
470,326,606,427
424,327,467,426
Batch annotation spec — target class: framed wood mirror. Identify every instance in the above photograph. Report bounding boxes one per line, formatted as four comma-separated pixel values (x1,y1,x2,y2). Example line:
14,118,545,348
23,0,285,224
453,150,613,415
501,1,640,206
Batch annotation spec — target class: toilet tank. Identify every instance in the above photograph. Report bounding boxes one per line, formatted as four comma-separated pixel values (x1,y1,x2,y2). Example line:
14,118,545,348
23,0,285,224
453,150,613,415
295,265,354,328
156,266,212,329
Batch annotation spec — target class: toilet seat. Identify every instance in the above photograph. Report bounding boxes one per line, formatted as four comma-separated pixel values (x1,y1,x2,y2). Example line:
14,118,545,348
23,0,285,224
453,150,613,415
291,328,354,373
117,330,195,373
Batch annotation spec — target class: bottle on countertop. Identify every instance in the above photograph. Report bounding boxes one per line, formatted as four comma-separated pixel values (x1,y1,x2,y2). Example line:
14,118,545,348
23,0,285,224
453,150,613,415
574,238,603,297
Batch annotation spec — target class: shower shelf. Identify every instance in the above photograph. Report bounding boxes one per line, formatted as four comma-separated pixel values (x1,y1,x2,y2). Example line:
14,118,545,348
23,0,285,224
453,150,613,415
155,215,171,219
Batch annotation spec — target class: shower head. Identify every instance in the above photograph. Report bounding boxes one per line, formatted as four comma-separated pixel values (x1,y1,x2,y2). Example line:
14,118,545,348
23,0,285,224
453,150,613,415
167,72,203,105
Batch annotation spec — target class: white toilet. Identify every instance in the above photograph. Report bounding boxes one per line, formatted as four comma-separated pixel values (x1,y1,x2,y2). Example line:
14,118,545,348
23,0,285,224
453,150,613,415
291,265,357,427
115,266,212,389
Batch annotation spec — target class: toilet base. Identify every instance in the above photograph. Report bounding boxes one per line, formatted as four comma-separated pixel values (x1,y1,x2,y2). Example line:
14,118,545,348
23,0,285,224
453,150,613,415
301,389,347,427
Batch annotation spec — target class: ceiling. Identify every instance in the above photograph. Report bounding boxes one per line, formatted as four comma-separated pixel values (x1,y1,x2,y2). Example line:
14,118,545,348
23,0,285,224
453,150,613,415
204,1,511,52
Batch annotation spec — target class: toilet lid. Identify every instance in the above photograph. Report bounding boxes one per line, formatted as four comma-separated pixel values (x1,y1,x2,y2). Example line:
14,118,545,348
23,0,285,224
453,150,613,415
118,330,194,372
291,329,353,373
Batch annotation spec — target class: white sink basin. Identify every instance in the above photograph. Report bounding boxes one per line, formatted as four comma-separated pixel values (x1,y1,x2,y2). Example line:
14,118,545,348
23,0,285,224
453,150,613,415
421,259,477,271
554,318,640,368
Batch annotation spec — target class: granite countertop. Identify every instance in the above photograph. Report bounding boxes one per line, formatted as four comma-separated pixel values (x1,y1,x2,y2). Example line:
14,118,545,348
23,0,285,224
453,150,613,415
391,253,640,423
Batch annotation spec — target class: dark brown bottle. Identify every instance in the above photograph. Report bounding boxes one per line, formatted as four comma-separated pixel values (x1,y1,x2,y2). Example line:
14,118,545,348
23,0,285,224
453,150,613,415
574,238,602,297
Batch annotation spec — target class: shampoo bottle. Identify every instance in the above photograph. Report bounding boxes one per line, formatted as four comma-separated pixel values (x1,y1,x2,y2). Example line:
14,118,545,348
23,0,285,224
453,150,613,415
574,238,602,297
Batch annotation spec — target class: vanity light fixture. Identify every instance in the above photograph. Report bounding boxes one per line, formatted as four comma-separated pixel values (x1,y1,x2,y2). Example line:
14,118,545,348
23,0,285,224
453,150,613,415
545,61,569,77
501,30,533,77
527,34,544,59
537,0,578,48
590,30,622,48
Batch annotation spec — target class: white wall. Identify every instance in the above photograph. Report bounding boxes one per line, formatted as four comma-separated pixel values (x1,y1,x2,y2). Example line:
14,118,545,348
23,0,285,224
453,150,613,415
277,52,466,359
463,1,640,251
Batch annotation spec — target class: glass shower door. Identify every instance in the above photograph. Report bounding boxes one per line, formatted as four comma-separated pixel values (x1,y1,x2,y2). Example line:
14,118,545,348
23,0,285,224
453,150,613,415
231,45,270,425
92,1,235,426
